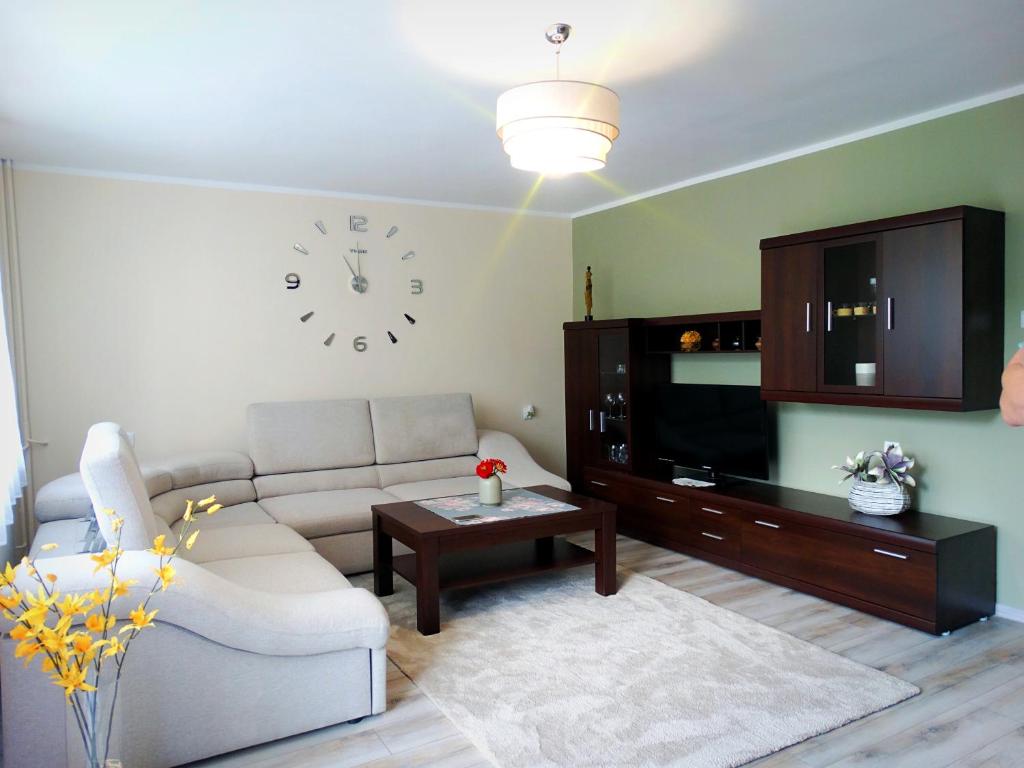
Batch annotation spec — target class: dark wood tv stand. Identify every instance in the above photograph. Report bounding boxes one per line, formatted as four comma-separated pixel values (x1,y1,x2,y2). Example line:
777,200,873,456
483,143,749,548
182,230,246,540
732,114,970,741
582,466,995,635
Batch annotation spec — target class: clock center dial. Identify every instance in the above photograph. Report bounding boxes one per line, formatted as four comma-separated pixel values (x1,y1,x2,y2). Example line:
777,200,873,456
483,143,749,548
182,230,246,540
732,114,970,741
351,274,369,294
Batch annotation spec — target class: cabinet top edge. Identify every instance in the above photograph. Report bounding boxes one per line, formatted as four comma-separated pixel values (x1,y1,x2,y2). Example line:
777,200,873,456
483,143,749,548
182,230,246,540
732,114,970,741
759,206,1004,250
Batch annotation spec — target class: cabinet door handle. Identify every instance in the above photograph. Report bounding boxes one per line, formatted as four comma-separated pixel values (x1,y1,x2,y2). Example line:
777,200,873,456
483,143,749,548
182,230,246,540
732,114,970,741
873,548,908,560
589,480,608,487
655,496,676,503
701,507,724,515
588,409,595,431
805,301,812,333
886,297,894,331
701,532,725,541
599,411,607,433
826,301,833,332
754,520,781,529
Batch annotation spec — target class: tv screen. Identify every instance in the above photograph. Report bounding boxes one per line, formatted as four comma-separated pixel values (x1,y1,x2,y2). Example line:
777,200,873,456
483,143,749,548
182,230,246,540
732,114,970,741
653,383,769,480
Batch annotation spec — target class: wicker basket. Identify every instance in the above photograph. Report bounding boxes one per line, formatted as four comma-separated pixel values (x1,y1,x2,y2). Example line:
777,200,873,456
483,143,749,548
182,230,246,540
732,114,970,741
848,478,911,515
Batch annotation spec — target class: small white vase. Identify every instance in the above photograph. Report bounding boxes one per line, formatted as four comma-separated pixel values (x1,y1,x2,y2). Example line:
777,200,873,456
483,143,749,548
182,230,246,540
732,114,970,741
848,478,911,515
479,475,502,505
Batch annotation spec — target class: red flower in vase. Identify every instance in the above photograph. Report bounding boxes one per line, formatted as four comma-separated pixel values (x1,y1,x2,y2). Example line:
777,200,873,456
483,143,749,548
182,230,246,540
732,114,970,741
475,458,508,479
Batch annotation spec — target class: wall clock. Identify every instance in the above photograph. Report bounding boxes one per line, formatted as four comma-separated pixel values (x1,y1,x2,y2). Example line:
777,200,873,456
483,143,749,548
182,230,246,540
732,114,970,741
288,215,423,351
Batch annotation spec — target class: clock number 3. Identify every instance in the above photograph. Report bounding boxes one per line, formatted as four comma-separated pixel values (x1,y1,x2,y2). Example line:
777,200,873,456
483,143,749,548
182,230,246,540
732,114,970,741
353,336,368,352
410,279,424,295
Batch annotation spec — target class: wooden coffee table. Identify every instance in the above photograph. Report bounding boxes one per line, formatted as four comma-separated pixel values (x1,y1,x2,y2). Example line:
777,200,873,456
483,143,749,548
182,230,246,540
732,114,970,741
372,485,617,635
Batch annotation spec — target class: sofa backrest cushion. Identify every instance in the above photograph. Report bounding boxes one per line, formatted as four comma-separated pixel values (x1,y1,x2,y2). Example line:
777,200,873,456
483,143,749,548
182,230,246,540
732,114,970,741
79,422,159,550
247,399,375,474
253,466,382,500
144,451,253,489
376,456,480,488
369,393,478,465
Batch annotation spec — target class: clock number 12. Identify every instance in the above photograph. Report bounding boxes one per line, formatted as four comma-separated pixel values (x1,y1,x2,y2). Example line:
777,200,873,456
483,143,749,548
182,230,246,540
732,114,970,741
410,279,424,295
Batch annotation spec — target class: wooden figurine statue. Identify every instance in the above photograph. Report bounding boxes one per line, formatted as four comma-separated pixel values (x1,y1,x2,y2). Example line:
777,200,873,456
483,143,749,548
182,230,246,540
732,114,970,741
584,265,593,321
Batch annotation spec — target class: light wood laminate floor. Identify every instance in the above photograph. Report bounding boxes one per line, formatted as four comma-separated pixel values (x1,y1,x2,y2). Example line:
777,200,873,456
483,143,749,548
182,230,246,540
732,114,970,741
193,534,1024,768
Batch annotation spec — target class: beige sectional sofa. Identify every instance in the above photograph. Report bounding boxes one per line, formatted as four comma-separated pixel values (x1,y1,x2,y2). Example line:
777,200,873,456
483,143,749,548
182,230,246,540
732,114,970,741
3,393,568,767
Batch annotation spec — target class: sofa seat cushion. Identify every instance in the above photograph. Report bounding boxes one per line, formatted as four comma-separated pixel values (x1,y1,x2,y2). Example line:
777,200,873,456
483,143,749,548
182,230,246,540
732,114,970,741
258,489,400,538
248,399,375,474
170,502,274,535
201,551,351,593
254,466,382,500
152,479,258,524
369,393,478,464
375,456,480,488
181,523,312,564
383,476,480,501
30,519,104,558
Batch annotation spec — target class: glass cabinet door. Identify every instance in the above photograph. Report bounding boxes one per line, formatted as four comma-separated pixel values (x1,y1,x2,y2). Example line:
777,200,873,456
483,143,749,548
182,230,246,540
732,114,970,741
820,237,883,392
593,330,631,468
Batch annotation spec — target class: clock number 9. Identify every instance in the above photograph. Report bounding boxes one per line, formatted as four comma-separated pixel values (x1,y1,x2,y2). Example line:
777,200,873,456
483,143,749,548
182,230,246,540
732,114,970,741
353,336,368,352
410,279,424,295
285,273,301,290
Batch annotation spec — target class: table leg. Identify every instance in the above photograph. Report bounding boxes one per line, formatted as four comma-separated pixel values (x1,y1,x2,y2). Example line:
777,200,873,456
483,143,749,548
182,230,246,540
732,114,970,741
595,509,617,596
373,515,394,597
535,536,555,560
416,538,441,635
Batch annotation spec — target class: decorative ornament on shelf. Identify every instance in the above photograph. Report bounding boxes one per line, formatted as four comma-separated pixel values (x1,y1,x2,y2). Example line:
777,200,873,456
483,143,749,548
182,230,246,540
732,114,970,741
680,330,702,353
496,23,620,175
0,497,222,768
755,336,763,352
833,442,916,515
476,458,508,506
711,337,721,352
584,266,593,321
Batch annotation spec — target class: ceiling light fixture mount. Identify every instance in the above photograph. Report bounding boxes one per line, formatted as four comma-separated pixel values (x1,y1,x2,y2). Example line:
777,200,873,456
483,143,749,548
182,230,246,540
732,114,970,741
496,23,620,176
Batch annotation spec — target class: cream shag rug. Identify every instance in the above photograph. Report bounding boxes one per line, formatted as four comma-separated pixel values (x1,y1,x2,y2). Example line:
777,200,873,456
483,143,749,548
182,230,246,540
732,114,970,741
379,568,918,768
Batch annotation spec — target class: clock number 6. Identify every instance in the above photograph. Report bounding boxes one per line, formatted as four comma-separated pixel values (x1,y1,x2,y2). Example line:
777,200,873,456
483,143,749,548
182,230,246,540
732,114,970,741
410,279,424,295
353,336,368,352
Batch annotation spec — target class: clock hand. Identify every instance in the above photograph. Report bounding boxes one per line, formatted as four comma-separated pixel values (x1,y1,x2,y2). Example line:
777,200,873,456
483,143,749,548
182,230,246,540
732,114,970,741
342,253,358,278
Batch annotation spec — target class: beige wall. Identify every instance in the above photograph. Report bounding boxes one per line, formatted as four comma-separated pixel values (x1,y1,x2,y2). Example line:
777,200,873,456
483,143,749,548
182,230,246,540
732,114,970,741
14,169,572,488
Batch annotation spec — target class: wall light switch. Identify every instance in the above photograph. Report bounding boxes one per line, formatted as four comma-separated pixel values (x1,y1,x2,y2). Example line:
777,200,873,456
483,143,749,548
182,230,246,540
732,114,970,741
522,404,537,421
1019,309,1024,328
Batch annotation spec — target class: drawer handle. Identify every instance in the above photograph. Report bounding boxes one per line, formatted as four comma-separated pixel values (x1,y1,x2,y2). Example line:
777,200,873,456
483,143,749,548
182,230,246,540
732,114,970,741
655,496,676,503
873,548,908,561
754,520,781,529
701,507,725,515
590,480,609,487
701,532,724,541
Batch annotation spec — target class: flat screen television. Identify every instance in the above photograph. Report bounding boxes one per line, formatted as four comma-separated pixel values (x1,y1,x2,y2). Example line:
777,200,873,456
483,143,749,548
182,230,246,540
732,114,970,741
652,383,769,480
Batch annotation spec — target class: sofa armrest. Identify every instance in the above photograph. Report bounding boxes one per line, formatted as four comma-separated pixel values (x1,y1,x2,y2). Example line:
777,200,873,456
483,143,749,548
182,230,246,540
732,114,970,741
13,552,389,656
477,429,570,492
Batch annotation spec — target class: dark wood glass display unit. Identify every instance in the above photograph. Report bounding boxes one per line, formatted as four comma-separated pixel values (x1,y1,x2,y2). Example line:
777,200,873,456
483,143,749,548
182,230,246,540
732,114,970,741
760,206,1005,411
563,229,1001,633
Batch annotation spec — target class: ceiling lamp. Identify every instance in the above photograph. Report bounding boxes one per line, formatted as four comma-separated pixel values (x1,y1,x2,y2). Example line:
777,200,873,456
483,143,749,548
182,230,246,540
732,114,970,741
496,23,620,176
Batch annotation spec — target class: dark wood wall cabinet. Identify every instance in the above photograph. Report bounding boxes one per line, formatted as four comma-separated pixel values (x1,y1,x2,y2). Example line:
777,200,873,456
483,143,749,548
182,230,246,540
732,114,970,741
583,468,995,635
760,206,1005,411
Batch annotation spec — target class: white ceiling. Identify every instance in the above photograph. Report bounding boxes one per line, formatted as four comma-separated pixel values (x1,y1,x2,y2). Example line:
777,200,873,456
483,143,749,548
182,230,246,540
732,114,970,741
2,1,1023,216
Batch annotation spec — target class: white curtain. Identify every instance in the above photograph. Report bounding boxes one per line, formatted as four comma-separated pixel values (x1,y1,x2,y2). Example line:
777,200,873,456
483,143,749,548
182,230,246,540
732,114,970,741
0,160,27,548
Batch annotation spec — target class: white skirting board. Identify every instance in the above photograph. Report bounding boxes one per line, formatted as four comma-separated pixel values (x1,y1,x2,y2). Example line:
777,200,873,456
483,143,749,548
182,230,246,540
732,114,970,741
996,604,1024,623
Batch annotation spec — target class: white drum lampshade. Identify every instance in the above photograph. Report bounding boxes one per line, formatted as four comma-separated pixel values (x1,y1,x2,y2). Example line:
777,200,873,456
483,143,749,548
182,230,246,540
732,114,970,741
496,79,620,175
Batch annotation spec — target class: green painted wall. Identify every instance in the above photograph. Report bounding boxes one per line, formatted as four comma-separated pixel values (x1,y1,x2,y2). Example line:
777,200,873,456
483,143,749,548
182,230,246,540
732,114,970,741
573,95,1024,613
